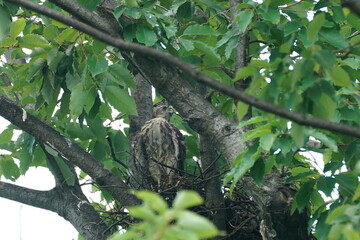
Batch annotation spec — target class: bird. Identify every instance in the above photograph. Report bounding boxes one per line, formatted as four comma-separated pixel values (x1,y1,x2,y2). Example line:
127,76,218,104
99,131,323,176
129,104,185,191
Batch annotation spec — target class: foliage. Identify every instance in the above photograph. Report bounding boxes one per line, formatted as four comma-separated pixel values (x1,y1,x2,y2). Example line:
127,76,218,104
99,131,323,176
109,190,221,240
0,0,360,239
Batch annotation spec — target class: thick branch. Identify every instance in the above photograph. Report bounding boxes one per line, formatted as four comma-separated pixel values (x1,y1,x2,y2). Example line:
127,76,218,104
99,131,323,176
0,181,111,239
4,0,360,139
0,95,139,207
0,181,55,210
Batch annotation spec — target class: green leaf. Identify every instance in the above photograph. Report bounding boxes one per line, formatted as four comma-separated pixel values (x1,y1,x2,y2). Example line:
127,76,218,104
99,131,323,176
304,129,338,152
0,5,10,41
291,123,305,147
107,64,136,88
69,83,87,118
250,159,265,185
335,173,358,199
295,180,315,211
237,116,267,128
183,25,220,36
76,0,100,11
164,24,177,39
47,49,65,71
66,123,94,141
259,134,275,151
241,123,271,142
135,191,169,213
225,35,240,59
92,39,107,54
258,6,280,24
307,13,325,43
10,18,26,39
326,204,350,224
317,176,336,197
18,34,50,49
192,40,221,65
128,205,156,221
216,27,238,48
313,93,337,120
0,128,13,144
26,58,47,81
347,13,360,31
45,146,76,186
18,135,34,174
319,29,348,49
328,66,352,87
178,38,194,51
88,57,108,76
235,9,253,32
173,190,203,210
177,211,219,238
32,145,46,167
136,25,157,46
43,25,59,41
332,6,346,23
104,85,137,115
313,50,336,69
55,28,79,45
176,1,194,20
226,143,259,189
284,21,300,37
0,155,20,181
234,65,256,81
236,101,249,120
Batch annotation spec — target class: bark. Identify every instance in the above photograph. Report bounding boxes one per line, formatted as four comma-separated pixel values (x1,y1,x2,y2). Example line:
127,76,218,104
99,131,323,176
199,135,227,233
128,74,154,189
196,84,227,233
129,74,153,142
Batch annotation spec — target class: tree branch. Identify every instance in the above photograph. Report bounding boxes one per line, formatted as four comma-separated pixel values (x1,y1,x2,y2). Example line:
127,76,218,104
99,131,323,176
0,181,56,210
0,95,139,207
0,180,111,239
4,0,360,139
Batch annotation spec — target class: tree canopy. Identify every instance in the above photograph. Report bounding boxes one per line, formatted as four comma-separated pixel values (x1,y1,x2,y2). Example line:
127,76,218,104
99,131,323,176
0,0,360,239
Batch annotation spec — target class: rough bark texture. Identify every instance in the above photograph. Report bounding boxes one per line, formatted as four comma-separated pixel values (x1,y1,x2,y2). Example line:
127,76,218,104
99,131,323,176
199,135,227,233
129,74,153,142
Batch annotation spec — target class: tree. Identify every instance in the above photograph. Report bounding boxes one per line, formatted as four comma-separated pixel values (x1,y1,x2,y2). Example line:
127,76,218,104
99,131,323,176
0,0,360,239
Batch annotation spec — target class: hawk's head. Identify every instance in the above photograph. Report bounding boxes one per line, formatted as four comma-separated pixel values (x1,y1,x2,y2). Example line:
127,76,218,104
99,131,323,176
153,104,173,121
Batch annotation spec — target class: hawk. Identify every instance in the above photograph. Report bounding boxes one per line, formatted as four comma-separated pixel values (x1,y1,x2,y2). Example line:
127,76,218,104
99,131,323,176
129,104,185,191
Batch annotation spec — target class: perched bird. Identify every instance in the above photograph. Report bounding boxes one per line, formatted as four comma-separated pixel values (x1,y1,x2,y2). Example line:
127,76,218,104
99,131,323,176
129,104,185,191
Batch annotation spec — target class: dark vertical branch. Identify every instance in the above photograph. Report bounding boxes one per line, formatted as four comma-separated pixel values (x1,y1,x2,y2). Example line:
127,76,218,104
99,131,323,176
129,74,153,142
199,135,227,232
229,0,252,122
197,84,227,233
128,74,153,189
229,0,249,91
